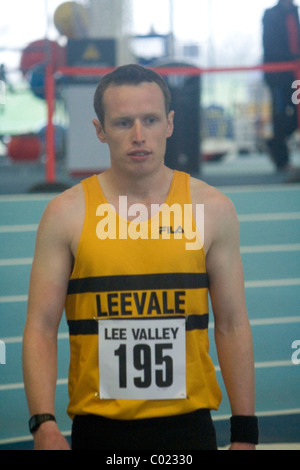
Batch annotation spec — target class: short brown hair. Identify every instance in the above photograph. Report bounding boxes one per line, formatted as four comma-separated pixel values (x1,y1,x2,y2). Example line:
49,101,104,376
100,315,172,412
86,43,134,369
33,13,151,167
93,64,171,125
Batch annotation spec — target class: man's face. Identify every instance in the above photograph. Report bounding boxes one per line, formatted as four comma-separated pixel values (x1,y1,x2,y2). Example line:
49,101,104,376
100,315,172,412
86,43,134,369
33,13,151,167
93,82,174,178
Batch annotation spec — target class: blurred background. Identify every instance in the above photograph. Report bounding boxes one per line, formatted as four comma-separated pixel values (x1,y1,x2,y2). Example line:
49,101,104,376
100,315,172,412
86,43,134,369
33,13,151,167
1,0,299,192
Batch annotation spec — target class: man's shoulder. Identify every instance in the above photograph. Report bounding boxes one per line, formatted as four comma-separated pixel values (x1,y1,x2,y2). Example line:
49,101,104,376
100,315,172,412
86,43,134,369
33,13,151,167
41,183,84,228
189,177,239,253
190,176,234,210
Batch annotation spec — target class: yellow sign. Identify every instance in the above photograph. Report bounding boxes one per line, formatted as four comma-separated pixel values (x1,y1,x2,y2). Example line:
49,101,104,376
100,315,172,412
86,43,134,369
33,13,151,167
83,45,101,61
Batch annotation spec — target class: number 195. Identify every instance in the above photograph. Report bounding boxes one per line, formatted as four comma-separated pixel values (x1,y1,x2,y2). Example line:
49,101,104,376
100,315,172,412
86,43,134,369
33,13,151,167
114,343,173,389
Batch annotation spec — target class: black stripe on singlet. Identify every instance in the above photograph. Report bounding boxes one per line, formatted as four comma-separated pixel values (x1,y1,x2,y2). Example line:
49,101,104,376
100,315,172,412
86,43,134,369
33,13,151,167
67,314,209,336
67,272,209,295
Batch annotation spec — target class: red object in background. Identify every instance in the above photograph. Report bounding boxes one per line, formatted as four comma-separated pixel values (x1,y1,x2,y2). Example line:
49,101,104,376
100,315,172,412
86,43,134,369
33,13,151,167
20,39,66,76
7,135,42,162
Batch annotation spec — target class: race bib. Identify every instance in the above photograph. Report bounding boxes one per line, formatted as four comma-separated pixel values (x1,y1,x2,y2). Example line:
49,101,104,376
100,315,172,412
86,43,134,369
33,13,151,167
98,317,186,400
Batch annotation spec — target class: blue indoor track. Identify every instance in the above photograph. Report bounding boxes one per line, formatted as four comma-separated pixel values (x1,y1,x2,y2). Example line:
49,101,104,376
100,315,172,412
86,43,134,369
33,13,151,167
0,184,300,449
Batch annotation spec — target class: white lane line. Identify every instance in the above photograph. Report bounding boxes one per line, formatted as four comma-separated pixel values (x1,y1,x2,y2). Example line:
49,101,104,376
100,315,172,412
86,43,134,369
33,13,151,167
240,244,300,253
222,184,300,193
213,408,300,421
0,244,299,268
214,360,297,373
0,224,38,233
0,212,299,230
3,317,300,343
0,194,55,202
2,359,297,394
0,279,299,304
0,212,299,234
0,295,28,303
0,258,33,266
1,333,69,344
245,278,300,288
238,212,300,222
250,316,300,326
0,378,67,392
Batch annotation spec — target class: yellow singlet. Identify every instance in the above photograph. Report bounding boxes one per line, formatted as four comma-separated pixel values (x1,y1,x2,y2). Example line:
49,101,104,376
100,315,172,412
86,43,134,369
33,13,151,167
65,170,222,420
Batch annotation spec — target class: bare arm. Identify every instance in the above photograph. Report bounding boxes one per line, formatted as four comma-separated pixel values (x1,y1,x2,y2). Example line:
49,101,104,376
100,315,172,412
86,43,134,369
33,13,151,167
23,194,75,450
206,195,256,450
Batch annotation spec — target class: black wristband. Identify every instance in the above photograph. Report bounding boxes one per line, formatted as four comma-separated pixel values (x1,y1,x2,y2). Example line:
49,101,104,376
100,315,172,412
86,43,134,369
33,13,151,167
29,413,56,434
230,416,259,445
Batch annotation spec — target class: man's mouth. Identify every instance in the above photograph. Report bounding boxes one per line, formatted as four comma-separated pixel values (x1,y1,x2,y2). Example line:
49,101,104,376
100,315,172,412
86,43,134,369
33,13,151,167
128,150,152,159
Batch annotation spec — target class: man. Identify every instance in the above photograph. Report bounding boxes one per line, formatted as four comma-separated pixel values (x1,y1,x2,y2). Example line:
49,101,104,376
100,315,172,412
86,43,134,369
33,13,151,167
263,0,300,171
23,64,258,450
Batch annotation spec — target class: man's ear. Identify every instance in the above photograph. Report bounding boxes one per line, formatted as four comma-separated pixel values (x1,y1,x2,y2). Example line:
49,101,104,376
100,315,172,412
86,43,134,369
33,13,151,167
92,119,106,143
166,110,175,139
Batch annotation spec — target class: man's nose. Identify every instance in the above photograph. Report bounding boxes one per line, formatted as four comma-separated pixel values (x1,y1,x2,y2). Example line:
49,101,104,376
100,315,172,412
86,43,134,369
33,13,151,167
132,120,145,144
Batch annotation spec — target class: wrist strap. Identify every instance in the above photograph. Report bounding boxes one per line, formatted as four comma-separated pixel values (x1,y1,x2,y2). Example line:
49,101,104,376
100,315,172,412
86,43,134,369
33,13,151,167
230,416,259,445
29,413,56,434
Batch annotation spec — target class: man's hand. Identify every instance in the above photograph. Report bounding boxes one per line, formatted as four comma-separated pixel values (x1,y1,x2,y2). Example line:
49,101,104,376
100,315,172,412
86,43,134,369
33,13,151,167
33,421,71,450
229,442,256,451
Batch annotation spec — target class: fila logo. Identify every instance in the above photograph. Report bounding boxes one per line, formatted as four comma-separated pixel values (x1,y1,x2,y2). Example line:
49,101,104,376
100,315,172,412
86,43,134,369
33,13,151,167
159,226,184,235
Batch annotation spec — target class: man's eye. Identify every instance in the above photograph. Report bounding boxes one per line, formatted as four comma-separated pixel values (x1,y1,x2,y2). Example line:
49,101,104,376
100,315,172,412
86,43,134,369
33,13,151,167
145,117,158,125
117,120,130,127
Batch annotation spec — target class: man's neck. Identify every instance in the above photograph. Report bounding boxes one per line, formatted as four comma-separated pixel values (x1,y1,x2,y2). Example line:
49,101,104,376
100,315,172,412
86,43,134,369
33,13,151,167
98,166,174,206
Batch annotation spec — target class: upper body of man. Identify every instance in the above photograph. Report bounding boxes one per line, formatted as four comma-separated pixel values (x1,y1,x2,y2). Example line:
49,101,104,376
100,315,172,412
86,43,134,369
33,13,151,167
23,64,257,450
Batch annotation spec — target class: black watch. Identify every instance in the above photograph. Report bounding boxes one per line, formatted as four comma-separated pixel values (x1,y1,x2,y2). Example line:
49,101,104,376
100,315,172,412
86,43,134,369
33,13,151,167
29,414,56,434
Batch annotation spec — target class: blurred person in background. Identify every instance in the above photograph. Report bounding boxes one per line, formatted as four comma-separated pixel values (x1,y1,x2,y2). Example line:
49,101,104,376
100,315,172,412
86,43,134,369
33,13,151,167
263,0,300,172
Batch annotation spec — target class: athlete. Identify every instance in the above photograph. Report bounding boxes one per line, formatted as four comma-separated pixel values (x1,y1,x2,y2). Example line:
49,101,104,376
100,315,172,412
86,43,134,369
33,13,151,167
23,64,258,450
